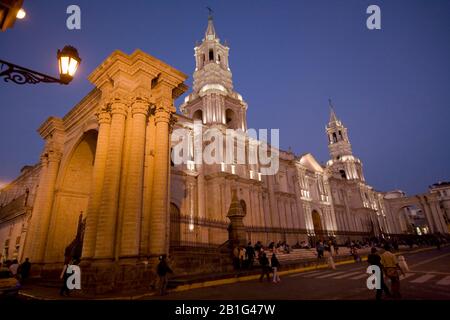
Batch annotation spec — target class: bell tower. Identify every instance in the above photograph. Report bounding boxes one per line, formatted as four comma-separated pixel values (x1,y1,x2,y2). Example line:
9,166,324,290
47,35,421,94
325,100,365,181
326,100,352,160
180,12,247,130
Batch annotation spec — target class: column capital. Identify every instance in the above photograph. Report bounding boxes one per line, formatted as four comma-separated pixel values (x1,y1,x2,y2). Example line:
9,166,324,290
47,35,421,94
46,149,63,162
96,109,112,124
154,107,171,124
155,96,176,113
169,113,178,133
40,148,63,165
131,97,150,116
109,99,128,116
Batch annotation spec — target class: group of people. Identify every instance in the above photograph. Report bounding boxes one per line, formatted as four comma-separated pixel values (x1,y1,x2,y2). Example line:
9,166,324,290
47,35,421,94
258,252,282,283
232,242,259,270
0,258,31,282
367,244,407,300
231,241,284,284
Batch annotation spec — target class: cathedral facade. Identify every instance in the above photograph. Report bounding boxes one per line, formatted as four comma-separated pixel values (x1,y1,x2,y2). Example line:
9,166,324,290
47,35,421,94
0,16,449,291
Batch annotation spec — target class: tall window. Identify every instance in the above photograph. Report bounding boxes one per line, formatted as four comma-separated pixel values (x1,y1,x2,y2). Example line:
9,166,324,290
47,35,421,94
332,133,337,143
209,49,214,61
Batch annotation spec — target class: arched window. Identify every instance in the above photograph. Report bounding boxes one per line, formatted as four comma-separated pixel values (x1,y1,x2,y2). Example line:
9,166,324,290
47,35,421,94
209,49,214,61
339,170,346,179
193,109,203,123
226,109,236,128
332,132,337,143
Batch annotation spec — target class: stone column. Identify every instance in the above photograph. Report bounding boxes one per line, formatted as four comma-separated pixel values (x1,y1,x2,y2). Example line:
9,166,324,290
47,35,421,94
149,106,172,256
24,149,62,263
95,99,127,259
82,109,111,259
419,196,436,233
140,113,156,256
430,201,447,233
120,98,149,257
197,168,206,220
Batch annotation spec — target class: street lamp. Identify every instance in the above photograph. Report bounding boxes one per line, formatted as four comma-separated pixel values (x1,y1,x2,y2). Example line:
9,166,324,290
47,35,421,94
57,46,81,84
0,45,81,85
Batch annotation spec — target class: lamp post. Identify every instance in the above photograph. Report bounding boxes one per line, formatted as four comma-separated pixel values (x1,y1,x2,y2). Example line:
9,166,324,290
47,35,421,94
0,45,81,85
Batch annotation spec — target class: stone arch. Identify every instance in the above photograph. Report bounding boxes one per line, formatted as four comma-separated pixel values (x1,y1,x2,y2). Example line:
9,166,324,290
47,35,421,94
396,204,427,235
225,108,238,129
193,109,203,123
45,129,98,262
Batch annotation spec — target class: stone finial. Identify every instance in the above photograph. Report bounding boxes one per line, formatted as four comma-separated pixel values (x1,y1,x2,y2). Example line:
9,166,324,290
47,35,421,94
227,189,245,218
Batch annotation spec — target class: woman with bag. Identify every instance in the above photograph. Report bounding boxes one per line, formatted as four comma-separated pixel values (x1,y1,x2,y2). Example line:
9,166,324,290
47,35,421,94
381,244,405,299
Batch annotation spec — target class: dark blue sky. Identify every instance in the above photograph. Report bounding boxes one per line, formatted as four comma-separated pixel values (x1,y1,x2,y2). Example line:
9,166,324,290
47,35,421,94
1,0,449,195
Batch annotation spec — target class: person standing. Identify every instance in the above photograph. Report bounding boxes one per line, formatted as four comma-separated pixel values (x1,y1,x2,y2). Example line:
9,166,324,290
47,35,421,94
271,253,281,283
381,244,405,299
19,258,31,282
316,241,324,268
233,246,240,270
246,242,255,269
259,252,271,282
239,246,246,269
8,259,19,278
254,241,262,259
59,257,71,297
367,247,391,300
156,255,173,296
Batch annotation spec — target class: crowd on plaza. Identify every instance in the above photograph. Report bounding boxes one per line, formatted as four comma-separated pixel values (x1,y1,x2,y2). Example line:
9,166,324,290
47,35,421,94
229,233,449,296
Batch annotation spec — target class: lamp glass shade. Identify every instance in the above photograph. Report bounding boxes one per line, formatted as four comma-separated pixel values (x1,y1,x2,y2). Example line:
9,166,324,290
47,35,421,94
57,46,81,83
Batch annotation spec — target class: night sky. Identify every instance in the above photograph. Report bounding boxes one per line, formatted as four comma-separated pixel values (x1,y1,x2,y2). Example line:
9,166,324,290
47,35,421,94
0,0,449,195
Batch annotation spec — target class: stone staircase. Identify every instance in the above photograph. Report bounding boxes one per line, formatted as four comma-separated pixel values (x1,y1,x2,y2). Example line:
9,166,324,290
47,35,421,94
274,246,371,263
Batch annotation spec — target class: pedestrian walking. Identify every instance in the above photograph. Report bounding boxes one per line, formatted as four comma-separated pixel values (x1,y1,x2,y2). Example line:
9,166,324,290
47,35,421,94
8,259,19,278
239,246,246,269
397,255,409,273
367,247,391,300
19,258,31,282
381,244,405,299
258,252,271,282
329,240,335,257
246,242,255,269
351,246,361,262
59,257,71,297
315,241,324,268
156,255,173,296
327,250,336,270
232,246,240,270
271,253,281,283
